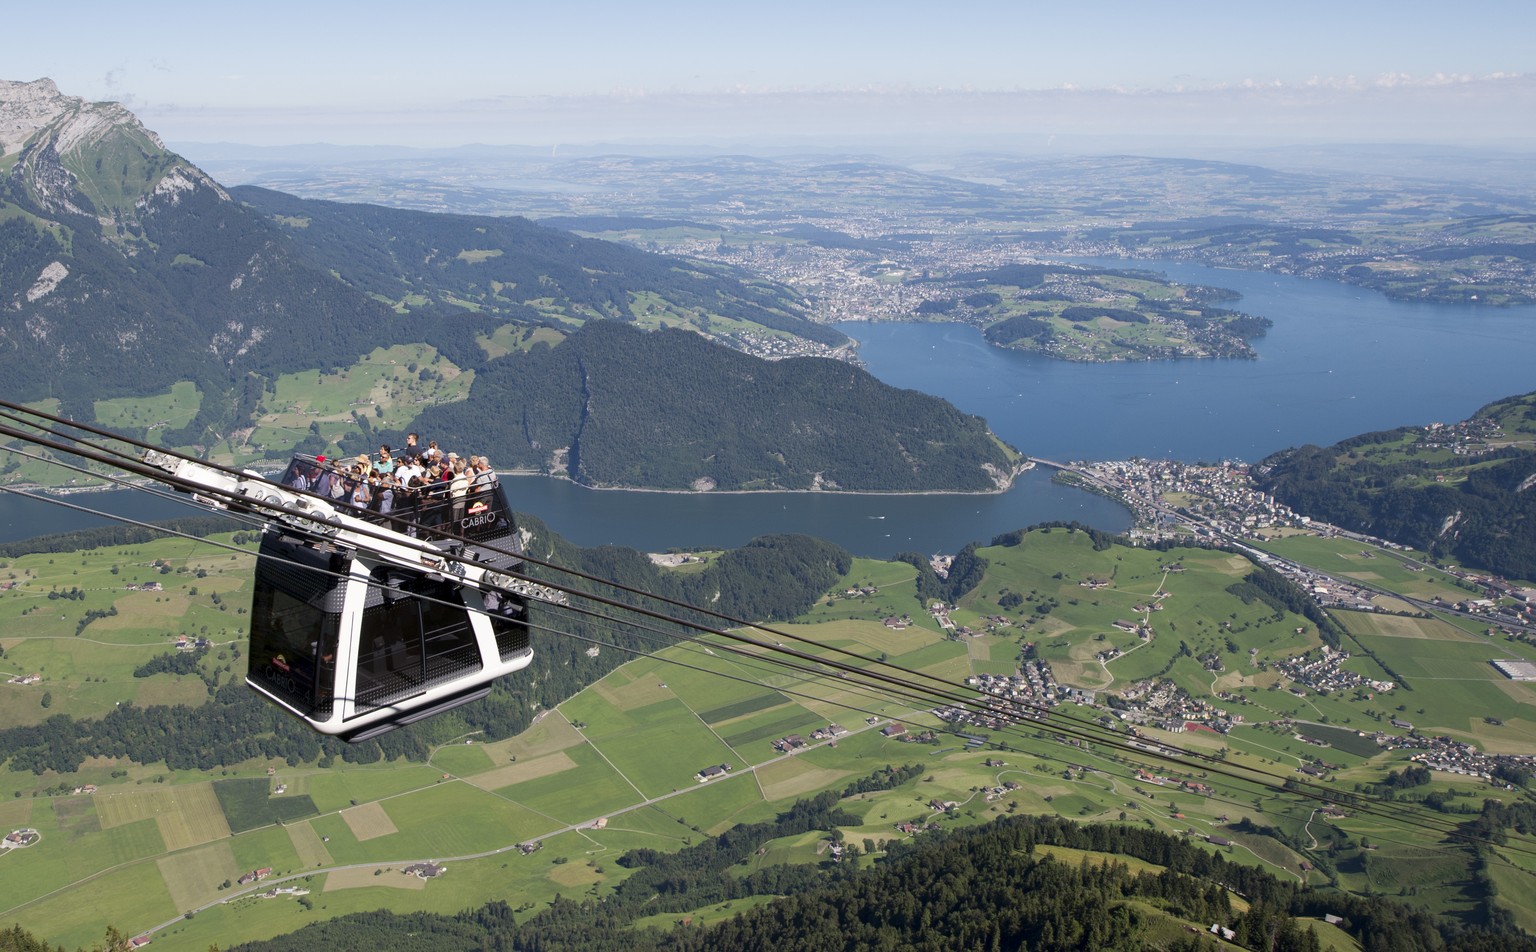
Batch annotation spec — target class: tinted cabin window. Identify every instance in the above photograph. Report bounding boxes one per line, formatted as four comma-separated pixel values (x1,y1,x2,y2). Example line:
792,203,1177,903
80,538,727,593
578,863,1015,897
353,571,481,715
248,577,339,719
484,588,530,662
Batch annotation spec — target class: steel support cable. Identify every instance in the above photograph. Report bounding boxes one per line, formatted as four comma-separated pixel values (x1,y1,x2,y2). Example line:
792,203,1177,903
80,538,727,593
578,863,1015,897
0,411,1517,848
3,481,1527,864
0,400,1410,803
0,427,1498,847
1,482,1502,858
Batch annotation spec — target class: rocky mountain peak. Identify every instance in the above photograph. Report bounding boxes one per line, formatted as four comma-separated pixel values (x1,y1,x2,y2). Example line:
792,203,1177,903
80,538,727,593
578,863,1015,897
1,76,226,235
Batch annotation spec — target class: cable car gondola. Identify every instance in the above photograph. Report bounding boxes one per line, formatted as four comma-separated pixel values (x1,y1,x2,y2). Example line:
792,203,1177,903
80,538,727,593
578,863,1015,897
143,451,555,742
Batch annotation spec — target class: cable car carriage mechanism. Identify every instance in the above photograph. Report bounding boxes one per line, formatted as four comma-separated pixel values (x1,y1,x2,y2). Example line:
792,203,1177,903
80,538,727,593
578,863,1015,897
143,451,563,742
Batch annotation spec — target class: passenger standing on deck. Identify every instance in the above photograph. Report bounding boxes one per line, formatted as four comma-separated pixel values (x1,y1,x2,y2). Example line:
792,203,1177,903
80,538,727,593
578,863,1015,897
377,474,396,517
350,472,372,510
394,453,423,491
471,456,497,494
398,476,422,536
422,464,450,531
400,432,422,464
376,445,395,476
449,456,470,525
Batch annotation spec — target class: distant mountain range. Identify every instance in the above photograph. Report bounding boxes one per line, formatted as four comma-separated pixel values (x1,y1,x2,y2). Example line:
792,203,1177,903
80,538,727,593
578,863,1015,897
0,79,1013,492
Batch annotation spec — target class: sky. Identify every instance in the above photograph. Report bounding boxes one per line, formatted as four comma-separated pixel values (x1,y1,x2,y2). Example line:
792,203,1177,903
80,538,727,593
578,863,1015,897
7,0,1536,150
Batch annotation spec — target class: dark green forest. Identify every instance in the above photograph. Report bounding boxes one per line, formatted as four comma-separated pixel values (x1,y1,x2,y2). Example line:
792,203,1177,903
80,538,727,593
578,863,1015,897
409,321,1018,491
213,803,1536,952
1256,392,1536,581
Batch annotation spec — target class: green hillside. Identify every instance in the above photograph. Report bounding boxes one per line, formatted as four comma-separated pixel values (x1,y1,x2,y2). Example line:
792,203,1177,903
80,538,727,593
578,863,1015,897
409,321,1020,491
1,87,995,496
230,186,842,348
1256,391,1536,580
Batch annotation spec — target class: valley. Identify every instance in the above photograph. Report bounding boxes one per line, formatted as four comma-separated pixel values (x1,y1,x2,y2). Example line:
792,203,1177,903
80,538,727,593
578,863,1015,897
5,74,1536,951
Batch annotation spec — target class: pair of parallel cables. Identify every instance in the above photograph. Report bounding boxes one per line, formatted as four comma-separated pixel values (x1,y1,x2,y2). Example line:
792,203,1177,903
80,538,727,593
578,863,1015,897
1,398,1533,869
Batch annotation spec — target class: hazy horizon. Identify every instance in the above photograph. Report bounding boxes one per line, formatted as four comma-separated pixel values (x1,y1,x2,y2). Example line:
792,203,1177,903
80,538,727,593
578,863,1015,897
7,0,1533,152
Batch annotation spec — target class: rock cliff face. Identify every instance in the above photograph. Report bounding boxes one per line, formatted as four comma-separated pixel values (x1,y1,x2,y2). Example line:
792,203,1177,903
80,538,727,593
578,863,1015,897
0,79,72,156
1,77,226,237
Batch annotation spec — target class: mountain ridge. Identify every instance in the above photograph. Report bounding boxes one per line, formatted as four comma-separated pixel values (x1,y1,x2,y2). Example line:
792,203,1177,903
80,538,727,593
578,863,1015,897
1,78,1004,497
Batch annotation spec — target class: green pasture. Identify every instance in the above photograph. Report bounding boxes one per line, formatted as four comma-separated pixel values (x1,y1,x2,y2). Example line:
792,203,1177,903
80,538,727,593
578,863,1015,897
260,762,443,815
1256,536,1470,601
478,324,565,360
229,824,305,879
716,703,824,751
93,381,202,436
0,534,255,725
306,781,556,866
697,690,790,725
570,694,745,797
495,743,645,823
593,650,742,715
662,771,772,835
10,863,178,952
954,530,1320,699
155,840,620,952
226,343,472,464
0,801,165,912
1491,851,1536,934
213,778,318,834
431,742,495,776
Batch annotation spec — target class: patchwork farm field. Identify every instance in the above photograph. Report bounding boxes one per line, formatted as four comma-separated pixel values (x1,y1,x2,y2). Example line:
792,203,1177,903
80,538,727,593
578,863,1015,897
3,526,1534,950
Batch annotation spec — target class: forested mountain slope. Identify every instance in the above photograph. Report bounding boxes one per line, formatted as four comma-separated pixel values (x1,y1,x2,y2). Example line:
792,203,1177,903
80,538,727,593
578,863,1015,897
1256,391,1536,580
411,320,1019,491
230,186,842,346
0,79,841,454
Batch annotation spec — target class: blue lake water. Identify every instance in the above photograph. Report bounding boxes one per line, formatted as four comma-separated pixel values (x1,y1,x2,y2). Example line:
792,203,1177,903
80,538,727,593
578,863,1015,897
844,258,1536,463
4,260,1534,557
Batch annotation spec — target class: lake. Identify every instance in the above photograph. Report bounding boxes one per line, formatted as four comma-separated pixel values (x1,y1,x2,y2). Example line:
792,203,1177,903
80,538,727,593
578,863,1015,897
0,468,1131,559
5,260,1534,557
845,258,1536,463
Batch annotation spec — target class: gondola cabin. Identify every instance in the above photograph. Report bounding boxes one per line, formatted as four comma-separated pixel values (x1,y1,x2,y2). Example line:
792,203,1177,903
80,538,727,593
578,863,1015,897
244,454,533,742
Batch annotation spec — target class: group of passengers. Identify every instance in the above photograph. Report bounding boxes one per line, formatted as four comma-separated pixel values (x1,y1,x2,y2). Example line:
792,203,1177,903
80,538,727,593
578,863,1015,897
286,432,499,534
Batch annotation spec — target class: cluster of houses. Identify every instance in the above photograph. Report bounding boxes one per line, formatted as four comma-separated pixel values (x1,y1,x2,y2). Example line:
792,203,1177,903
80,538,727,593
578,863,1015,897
695,763,734,783
236,867,273,886
1275,645,1395,696
932,662,1069,733
1114,679,1239,734
6,673,42,685
1080,458,1311,541
174,634,211,651
1134,770,1215,800
1390,732,1536,784
773,723,850,754
1419,417,1503,455
982,779,1023,802
125,581,163,592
